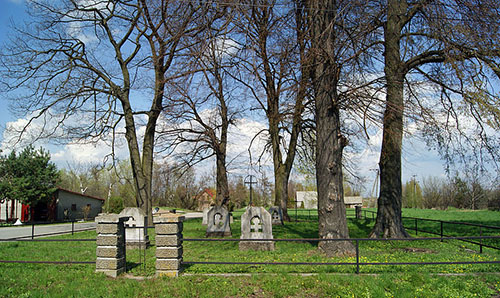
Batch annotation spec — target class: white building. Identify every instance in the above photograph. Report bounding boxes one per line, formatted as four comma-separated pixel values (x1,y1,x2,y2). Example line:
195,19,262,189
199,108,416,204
295,191,363,209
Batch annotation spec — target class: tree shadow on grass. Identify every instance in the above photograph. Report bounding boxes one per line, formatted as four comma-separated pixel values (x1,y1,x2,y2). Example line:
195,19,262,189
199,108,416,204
125,262,142,271
278,222,319,247
348,219,374,238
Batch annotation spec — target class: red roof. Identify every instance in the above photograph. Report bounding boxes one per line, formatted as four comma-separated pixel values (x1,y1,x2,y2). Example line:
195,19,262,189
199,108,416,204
202,188,216,199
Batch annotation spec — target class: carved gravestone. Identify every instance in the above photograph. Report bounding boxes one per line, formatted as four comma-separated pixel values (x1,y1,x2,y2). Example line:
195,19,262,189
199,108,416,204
239,206,274,251
202,207,209,226
268,206,283,225
206,206,231,237
119,207,150,248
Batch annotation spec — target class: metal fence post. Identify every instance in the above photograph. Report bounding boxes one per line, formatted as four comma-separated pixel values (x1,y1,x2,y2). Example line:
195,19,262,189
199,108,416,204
355,239,360,274
31,223,35,239
72,220,75,235
480,226,483,254
415,218,418,235
440,221,443,242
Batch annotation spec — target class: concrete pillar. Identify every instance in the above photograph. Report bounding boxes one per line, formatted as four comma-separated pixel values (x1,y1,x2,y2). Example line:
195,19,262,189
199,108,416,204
355,206,362,219
95,214,129,278
154,214,185,277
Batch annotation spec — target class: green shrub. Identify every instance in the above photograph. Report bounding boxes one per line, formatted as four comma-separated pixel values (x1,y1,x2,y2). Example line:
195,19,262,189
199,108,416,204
104,196,124,214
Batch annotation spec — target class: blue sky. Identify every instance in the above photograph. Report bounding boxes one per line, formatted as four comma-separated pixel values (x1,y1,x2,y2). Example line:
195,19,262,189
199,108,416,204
0,0,461,196
0,0,25,125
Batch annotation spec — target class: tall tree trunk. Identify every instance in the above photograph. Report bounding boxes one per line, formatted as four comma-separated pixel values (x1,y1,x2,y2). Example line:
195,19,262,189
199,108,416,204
315,83,354,255
370,0,410,238
310,0,354,256
273,165,291,221
216,151,230,207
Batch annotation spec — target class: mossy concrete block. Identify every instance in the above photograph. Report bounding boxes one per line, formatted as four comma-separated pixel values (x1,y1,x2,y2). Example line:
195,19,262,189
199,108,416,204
96,257,125,270
156,258,182,270
156,269,182,277
156,234,182,247
96,267,126,278
97,235,124,246
96,224,123,235
155,222,183,235
156,246,183,258
96,246,125,258
96,214,130,224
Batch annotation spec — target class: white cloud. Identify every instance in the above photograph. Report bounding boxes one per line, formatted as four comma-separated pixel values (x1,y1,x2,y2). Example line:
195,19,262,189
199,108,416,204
0,106,454,195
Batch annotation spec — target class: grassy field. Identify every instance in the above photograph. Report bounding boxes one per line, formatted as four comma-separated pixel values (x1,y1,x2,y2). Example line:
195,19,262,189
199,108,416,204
0,208,499,297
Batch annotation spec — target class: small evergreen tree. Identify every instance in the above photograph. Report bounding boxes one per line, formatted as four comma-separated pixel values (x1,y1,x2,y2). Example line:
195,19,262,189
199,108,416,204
0,146,59,218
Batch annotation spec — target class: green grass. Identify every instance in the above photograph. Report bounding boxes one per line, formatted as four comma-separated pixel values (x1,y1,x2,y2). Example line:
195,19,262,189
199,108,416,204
0,208,499,297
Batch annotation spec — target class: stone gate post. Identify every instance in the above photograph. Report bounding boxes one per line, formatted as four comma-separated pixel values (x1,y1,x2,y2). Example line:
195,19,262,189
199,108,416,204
95,214,129,278
154,214,185,277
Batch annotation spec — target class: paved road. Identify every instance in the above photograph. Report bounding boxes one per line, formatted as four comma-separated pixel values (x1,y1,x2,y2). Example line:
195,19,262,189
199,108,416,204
182,212,203,219
0,212,202,240
0,222,97,240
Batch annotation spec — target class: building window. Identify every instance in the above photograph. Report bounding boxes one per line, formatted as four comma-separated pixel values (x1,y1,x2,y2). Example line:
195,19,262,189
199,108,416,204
71,204,77,211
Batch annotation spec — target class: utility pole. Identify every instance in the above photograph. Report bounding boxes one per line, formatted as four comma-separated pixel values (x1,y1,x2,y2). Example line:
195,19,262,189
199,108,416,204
244,175,257,206
412,174,417,208
370,169,380,198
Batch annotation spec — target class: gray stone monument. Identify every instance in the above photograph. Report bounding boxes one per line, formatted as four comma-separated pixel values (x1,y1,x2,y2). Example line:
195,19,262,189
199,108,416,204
268,206,283,225
206,206,231,237
239,206,274,251
202,207,209,226
119,207,150,248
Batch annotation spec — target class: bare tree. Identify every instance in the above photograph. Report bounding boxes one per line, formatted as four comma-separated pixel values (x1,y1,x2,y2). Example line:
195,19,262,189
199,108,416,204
0,0,214,226
157,7,240,207
371,0,500,238
230,1,310,220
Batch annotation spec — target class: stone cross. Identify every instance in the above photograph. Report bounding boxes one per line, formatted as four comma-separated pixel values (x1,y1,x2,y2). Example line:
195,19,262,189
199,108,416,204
214,213,223,228
250,216,262,233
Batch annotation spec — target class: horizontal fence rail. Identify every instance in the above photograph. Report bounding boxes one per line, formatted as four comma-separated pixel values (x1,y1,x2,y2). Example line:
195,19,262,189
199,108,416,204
0,260,95,265
182,236,500,274
361,210,500,251
0,221,98,265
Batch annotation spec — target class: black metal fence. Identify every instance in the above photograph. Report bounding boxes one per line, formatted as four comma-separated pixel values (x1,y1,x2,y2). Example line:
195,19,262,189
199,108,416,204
181,235,500,274
0,220,96,241
0,221,97,265
2,213,500,275
360,209,500,252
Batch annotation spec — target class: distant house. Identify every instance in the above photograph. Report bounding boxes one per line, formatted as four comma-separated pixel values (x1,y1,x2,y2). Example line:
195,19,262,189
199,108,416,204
0,187,104,223
295,191,363,209
344,196,363,208
196,188,216,211
295,191,318,209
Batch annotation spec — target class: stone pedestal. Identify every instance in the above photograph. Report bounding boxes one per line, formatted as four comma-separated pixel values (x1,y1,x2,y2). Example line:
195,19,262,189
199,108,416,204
154,214,185,277
95,213,129,278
